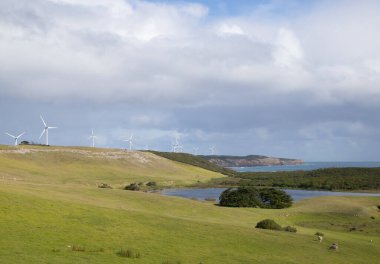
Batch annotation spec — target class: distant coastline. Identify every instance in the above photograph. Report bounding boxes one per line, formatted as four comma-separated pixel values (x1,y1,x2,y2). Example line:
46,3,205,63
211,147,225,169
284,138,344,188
200,155,303,168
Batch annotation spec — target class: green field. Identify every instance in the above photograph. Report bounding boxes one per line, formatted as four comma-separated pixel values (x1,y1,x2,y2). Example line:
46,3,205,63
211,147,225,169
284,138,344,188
1,146,380,263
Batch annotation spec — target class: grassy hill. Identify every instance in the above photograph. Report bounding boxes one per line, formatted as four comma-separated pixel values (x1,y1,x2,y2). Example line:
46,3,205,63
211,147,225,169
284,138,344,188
0,145,223,187
1,145,380,263
148,151,237,176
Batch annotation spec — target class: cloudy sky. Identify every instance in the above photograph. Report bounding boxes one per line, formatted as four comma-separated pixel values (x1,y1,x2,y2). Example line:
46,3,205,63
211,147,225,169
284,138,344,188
1,0,380,161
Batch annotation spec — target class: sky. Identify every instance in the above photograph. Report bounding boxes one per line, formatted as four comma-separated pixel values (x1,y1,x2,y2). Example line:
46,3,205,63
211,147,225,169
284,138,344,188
1,0,380,161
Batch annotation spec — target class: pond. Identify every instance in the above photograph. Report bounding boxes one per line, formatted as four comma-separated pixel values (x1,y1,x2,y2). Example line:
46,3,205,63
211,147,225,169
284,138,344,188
161,188,380,202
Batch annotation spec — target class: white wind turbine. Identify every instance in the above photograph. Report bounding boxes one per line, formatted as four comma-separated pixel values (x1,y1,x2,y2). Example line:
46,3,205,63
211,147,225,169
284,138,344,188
5,132,25,146
89,129,96,148
171,135,183,153
124,134,134,151
209,145,216,155
39,115,57,145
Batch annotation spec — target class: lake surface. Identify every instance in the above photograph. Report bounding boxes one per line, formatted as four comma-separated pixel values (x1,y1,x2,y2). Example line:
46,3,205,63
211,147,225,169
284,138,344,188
231,162,380,172
161,188,380,202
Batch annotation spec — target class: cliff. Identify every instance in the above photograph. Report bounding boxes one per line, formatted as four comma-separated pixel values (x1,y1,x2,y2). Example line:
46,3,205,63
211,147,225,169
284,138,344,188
199,155,303,167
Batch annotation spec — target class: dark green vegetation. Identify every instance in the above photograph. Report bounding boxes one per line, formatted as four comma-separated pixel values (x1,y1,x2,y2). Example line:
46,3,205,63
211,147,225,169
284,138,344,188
219,187,293,208
237,168,380,191
151,151,380,191
148,151,237,176
255,219,282,230
196,167,380,191
255,219,297,233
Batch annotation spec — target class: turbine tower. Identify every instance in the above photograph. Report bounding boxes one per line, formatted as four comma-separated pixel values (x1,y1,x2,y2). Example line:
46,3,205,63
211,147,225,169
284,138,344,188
209,146,215,155
5,132,25,146
89,129,96,148
124,134,134,151
171,135,183,153
39,115,57,146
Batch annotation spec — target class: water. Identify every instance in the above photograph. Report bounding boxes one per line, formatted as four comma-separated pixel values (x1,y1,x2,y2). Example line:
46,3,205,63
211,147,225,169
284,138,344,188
232,162,380,172
161,188,380,202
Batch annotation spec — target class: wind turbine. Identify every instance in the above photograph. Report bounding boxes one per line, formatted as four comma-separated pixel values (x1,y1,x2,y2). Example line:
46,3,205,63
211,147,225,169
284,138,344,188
39,115,57,145
5,132,25,146
171,135,183,153
89,129,96,148
209,145,216,155
124,134,134,151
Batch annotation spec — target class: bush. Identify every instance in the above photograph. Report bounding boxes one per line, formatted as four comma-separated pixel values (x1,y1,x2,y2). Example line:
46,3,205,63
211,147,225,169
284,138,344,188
283,226,297,233
219,187,292,208
124,183,140,191
71,245,85,252
117,249,141,258
146,181,157,187
314,232,324,237
255,219,282,230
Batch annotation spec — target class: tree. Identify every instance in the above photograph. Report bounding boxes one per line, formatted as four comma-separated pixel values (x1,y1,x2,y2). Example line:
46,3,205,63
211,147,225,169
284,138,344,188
219,187,292,208
219,187,261,207
258,188,293,209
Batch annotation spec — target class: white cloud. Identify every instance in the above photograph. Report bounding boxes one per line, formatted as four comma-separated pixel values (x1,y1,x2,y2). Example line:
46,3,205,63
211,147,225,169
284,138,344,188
1,0,380,160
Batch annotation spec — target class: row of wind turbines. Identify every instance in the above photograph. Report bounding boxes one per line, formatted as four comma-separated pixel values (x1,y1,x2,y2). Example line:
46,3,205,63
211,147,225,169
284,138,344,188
5,115,56,146
5,115,217,154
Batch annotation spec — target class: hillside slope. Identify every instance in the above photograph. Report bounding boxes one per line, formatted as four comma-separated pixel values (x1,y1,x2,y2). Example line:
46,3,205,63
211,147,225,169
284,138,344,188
0,145,223,187
1,145,379,263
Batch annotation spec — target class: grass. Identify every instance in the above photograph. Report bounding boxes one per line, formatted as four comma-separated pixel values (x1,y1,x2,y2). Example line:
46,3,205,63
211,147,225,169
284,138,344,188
0,145,380,263
0,145,223,187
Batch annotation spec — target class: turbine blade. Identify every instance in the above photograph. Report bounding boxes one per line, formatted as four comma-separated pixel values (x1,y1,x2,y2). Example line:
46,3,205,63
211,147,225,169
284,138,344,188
48,127,57,129
40,115,47,127
17,132,25,138
5,132,15,138
39,129,46,139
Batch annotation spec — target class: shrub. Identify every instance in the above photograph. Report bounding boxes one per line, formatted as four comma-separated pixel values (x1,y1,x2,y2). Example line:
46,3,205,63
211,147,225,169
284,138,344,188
71,245,85,252
162,261,181,264
146,181,157,187
124,183,140,191
377,205,380,210
314,232,324,237
283,226,297,233
255,219,282,230
219,187,292,208
117,249,141,258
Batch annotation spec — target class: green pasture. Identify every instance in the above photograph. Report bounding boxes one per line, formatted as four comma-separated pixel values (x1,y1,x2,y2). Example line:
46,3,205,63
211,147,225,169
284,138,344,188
0,146,379,263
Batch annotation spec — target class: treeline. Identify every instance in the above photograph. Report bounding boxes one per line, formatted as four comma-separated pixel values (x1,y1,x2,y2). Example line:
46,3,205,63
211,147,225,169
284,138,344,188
150,151,380,191
236,168,380,191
